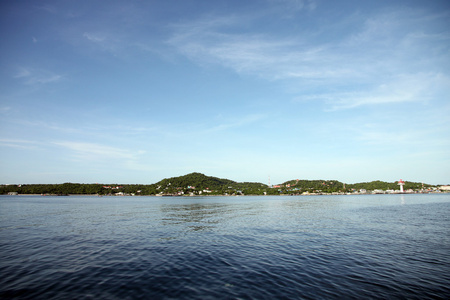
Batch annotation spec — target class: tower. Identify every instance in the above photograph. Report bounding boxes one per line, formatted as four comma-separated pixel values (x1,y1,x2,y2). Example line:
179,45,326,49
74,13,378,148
398,179,405,193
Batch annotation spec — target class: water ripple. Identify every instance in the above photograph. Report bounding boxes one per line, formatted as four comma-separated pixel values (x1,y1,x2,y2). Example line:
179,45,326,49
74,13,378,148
1,195,449,299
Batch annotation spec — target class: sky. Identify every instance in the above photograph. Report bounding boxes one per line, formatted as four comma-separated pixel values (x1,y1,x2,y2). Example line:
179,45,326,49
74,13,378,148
1,0,449,185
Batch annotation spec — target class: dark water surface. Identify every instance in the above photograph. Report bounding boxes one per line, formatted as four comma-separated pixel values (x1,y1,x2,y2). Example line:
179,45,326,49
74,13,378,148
1,194,449,299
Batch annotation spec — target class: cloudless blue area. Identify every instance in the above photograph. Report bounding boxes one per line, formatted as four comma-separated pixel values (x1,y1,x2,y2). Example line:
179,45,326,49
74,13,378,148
1,0,449,184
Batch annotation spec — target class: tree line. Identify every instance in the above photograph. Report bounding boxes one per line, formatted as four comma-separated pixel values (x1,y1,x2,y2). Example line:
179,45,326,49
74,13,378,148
0,173,439,195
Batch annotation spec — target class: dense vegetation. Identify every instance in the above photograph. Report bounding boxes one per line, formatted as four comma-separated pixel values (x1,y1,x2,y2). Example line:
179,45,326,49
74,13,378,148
153,173,269,195
278,179,436,194
0,172,441,196
280,179,346,193
346,180,434,191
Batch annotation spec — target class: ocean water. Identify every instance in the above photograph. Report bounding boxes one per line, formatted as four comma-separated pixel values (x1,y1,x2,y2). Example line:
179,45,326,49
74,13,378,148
1,194,449,299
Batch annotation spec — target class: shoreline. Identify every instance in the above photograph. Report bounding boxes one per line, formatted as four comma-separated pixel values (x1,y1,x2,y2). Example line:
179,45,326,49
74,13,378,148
2,191,446,197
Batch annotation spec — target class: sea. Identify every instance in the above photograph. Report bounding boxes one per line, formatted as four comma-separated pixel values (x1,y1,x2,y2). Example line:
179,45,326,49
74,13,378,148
1,194,449,299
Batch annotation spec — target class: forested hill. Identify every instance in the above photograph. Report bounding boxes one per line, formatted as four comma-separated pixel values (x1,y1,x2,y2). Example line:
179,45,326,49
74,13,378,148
0,172,442,195
0,173,269,195
346,180,434,191
155,172,236,190
152,172,268,194
280,179,435,193
280,179,345,193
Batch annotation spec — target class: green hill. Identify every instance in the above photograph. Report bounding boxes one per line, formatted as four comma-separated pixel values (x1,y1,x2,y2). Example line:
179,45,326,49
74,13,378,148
346,180,434,191
155,172,236,190
279,179,345,193
153,172,268,195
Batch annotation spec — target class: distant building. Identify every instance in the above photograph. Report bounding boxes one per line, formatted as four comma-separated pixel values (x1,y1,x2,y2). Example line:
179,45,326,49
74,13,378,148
372,189,385,194
439,185,450,191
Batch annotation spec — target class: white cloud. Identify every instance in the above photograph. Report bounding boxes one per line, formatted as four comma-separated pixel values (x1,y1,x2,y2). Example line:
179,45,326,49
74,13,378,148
0,139,39,150
206,114,266,133
29,74,62,85
81,31,130,56
13,67,63,85
0,106,11,113
168,7,449,109
52,141,151,175
54,141,138,161
270,0,317,13
168,18,320,80
167,19,342,82
83,32,106,43
13,68,31,79
322,72,450,110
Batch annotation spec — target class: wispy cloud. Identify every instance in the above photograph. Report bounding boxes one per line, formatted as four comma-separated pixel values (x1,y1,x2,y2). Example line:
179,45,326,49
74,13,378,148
0,139,40,150
167,15,355,81
13,68,31,79
317,72,450,110
206,114,266,133
83,32,107,43
35,4,58,14
82,31,124,55
168,7,449,109
54,141,143,162
268,0,317,16
167,16,311,79
9,119,83,136
13,67,63,85
58,3,156,58
0,106,11,114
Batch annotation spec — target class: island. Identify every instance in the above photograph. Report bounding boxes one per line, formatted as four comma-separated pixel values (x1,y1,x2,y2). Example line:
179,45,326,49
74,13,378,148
0,172,447,196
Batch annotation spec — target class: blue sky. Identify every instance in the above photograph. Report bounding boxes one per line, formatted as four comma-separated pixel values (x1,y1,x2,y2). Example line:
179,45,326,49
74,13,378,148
1,0,449,185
